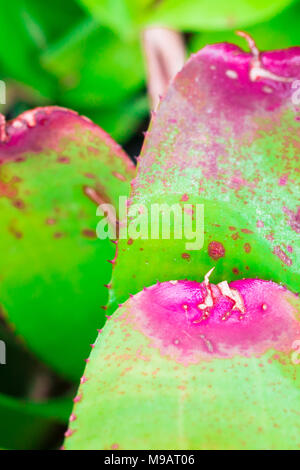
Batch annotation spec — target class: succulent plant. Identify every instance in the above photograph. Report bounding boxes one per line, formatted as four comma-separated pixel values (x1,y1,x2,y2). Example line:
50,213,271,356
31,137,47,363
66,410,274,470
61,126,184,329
0,106,134,380
64,39,300,450
0,21,299,449
1,0,300,452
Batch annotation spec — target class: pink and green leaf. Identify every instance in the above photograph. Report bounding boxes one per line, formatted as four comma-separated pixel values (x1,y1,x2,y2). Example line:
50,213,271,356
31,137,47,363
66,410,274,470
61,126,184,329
0,106,134,380
108,41,300,315
65,277,300,450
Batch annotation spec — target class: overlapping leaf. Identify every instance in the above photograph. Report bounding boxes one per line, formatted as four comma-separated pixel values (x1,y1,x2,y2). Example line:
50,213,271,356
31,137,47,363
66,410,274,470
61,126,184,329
108,41,300,315
0,106,134,379
65,278,300,449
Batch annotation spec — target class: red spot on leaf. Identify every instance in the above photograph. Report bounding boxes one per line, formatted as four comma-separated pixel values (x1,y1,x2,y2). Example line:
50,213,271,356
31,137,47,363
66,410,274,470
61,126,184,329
57,156,70,164
208,241,225,260
244,243,251,253
0,180,18,199
12,199,25,210
82,229,96,238
84,172,96,179
53,232,64,239
10,227,23,239
112,171,126,181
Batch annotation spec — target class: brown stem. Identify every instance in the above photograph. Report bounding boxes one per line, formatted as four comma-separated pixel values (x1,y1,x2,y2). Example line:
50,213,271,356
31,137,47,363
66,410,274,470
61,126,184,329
142,27,186,110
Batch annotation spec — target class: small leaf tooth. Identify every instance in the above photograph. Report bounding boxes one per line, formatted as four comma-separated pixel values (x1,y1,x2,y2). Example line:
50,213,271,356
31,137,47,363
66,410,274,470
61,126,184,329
64,428,75,438
73,393,82,403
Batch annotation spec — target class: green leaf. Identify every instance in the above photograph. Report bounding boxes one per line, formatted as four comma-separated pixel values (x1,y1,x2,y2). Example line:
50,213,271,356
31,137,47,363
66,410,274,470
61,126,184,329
146,0,295,31
78,0,295,35
0,319,43,398
77,0,152,38
0,392,72,449
0,0,57,98
21,0,85,44
0,106,134,380
0,0,86,99
42,18,145,108
0,393,72,423
190,1,300,52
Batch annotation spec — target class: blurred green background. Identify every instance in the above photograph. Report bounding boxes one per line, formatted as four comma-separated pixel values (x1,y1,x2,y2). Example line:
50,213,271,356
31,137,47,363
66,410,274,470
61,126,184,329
0,0,299,450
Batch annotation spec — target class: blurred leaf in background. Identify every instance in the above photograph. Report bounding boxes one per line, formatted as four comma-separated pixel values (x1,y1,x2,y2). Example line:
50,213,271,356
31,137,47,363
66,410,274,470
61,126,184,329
42,19,144,108
78,0,295,33
0,0,148,143
145,0,295,31
77,0,153,38
0,319,73,449
0,0,84,99
41,18,147,141
0,390,72,449
189,1,300,52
